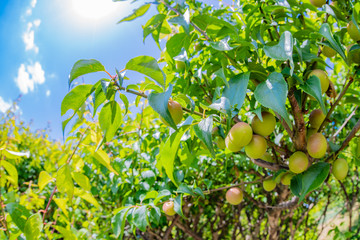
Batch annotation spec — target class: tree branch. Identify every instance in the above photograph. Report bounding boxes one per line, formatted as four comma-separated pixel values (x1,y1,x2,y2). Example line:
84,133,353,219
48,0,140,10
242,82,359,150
318,76,354,132
331,106,358,141
288,88,306,151
251,158,289,171
175,221,203,240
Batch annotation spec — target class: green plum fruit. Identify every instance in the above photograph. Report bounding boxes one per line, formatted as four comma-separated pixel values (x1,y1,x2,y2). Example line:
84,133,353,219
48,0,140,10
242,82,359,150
309,0,326,7
225,122,253,152
162,201,176,216
175,61,186,71
347,21,360,42
307,133,327,158
306,127,318,140
160,100,183,126
308,69,329,94
263,178,276,192
309,109,325,129
216,137,226,149
245,135,267,159
225,187,243,205
251,112,276,136
281,173,294,185
332,158,348,181
289,151,309,174
261,152,275,163
322,45,336,58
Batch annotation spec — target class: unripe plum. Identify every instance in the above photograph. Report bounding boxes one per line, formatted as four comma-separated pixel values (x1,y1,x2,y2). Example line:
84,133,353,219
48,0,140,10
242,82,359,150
175,61,186,71
160,100,183,126
281,173,294,185
261,152,275,163
263,178,276,192
309,109,325,129
225,122,253,152
162,201,176,216
245,135,267,159
306,127,318,140
322,45,336,58
347,21,360,42
307,133,327,158
332,158,348,181
309,0,326,7
289,151,309,174
251,112,276,136
216,137,226,149
225,187,243,205
308,69,329,94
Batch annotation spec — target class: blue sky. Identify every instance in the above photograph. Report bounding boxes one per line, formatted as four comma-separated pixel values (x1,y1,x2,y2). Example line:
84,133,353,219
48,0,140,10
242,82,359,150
0,0,161,140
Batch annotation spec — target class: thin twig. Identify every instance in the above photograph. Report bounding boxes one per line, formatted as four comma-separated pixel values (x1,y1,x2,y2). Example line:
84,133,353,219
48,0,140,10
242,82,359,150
331,106,358,141
318,76,354,132
42,186,57,224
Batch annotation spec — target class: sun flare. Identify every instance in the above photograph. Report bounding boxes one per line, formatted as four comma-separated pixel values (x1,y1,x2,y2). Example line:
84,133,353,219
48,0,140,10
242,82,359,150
71,0,119,21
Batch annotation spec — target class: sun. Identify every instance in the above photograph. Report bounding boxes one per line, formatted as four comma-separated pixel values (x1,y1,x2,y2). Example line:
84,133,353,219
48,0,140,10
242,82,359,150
71,0,120,21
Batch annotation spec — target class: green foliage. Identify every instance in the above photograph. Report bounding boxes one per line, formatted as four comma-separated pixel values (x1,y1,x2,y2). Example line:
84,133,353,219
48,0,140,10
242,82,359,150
2,0,360,239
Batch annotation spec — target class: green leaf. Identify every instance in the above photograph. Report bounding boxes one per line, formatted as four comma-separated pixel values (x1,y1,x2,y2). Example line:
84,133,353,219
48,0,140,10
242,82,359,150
154,189,171,205
61,84,93,132
141,190,158,202
264,31,294,74
166,33,189,57
148,84,177,129
143,14,166,47
222,72,250,110
254,72,292,127
210,36,234,51
56,164,74,199
299,75,326,113
69,59,105,86
74,188,100,208
38,171,54,191
119,93,129,114
53,198,69,217
214,67,229,88
132,206,148,232
177,183,196,196
193,116,215,157
174,195,185,218
3,149,30,158
319,23,347,63
99,101,122,141
112,207,132,239
148,205,161,226
156,125,190,186
93,82,107,117
24,213,43,240
92,148,119,175
72,172,91,192
126,55,165,87
54,226,77,240
168,9,190,34
118,4,150,23
0,160,18,187
6,203,31,232
290,162,330,203
194,187,205,198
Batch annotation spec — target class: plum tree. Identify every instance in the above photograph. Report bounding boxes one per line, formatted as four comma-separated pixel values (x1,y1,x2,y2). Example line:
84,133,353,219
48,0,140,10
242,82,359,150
251,112,276,136
309,0,326,8
322,46,336,58
307,133,327,158
160,100,183,126
225,122,253,152
162,201,176,216
245,135,267,159
308,69,329,94
225,187,243,205
289,151,309,174
263,178,276,192
309,109,326,129
332,158,348,181
347,21,360,42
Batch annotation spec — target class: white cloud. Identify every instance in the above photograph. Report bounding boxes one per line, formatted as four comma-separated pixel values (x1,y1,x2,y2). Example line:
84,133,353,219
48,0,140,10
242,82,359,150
46,90,51,97
30,0,37,8
14,62,45,94
0,97,12,113
22,20,41,53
